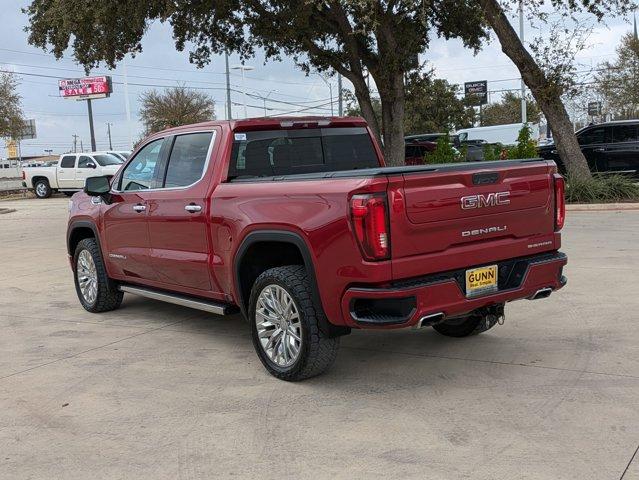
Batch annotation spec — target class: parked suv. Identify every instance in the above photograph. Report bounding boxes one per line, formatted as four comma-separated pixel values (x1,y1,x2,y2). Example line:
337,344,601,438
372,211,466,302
538,120,639,175
67,117,567,381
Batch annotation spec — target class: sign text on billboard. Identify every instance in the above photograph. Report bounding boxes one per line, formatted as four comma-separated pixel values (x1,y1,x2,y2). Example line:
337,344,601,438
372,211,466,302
58,76,112,101
464,81,488,105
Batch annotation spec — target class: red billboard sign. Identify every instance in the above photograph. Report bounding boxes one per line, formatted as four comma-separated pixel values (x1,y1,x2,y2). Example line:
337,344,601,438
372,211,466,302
58,76,112,100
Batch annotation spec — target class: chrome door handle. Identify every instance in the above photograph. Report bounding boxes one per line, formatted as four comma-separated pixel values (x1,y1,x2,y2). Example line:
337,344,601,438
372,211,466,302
593,147,606,153
133,204,146,213
185,204,202,213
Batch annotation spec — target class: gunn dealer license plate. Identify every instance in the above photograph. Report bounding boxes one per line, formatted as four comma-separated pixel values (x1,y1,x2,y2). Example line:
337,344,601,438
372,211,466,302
465,265,498,297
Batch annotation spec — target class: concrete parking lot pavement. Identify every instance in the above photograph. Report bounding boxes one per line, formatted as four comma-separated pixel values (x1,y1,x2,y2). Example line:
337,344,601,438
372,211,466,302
1,197,638,480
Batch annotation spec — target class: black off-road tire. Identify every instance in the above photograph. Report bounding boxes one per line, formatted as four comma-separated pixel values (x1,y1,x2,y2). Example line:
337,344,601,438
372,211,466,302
249,265,339,381
73,238,123,313
34,179,52,199
433,312,499,338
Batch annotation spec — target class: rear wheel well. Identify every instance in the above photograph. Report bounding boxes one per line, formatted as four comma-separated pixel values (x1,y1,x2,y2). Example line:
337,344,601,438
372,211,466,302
237,241,304,311
235,236,350,338
31,176,50,188
68,226,97,256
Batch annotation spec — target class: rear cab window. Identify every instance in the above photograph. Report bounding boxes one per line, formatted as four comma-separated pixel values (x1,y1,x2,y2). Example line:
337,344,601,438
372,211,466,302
227,127,379,180
60,155,76,168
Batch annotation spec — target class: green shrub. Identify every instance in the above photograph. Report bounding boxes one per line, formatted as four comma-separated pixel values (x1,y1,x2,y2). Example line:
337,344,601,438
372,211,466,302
483,143,503,161
508,124,538,159
565,174,639,203
424,133,459,164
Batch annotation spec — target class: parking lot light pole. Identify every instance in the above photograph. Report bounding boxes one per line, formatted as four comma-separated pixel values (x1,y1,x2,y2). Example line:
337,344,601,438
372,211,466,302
231,65,255,118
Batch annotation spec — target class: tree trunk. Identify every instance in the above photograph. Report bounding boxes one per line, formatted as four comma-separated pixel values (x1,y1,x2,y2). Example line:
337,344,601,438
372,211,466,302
479,0,591,179
378,72,406,166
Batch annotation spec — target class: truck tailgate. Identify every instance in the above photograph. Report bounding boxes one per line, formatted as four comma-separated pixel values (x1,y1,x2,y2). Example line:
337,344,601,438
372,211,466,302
388,160,558,280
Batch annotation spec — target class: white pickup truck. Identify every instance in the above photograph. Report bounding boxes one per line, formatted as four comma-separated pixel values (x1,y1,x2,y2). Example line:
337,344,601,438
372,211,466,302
22,152,123,198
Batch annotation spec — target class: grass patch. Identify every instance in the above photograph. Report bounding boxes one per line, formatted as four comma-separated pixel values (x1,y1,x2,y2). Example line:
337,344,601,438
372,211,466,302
565,174,639,203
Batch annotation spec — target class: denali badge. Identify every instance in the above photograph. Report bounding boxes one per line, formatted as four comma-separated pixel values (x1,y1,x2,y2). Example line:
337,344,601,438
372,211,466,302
108,253,127,259
461,192,510,210
462,225,507,237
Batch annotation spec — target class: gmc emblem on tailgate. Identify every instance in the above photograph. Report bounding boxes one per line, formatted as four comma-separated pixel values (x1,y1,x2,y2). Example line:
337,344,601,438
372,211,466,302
460,192,510,210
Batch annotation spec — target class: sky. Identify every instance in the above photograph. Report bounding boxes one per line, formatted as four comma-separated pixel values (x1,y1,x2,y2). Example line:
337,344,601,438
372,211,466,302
1,0,636,157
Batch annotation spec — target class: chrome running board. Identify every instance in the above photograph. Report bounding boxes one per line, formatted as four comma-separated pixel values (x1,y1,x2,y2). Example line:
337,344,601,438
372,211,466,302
118,285,237,315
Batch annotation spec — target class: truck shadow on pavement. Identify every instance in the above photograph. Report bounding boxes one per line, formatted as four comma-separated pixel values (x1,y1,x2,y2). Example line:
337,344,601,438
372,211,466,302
117,295,514,387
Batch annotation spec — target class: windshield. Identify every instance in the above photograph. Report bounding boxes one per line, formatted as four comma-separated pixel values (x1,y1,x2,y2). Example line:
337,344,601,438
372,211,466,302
110,151,130,161
228,127,379,179
94,154,123,166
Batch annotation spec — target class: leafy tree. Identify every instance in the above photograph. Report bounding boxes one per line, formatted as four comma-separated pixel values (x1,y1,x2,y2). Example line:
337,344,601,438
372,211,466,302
0,72,26,139
24,0,488,166
595,33,639,120
345,72,474,135
403,73,475,134
481,91,540,126
139,87,215,137
477,0,635,179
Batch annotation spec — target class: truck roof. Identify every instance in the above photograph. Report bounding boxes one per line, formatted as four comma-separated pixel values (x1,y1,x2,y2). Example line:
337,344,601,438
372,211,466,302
159,116,368,135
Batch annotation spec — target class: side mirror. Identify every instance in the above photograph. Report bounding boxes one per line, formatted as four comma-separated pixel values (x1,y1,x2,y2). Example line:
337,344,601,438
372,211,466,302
84,175,111,197
86,162,97,169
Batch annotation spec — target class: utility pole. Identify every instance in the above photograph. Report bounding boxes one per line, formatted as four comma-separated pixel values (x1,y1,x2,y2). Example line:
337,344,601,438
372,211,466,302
123,54,133,150
72,134,79,153
337,73,343,116
518,1,527,124
262,90,276,117
80,140,84,152
106,122,113,150
225,52,232,120
317,73,334,116
87,99,96,151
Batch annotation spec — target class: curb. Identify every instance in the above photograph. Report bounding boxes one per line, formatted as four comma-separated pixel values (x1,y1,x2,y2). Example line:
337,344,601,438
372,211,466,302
567,203,639,212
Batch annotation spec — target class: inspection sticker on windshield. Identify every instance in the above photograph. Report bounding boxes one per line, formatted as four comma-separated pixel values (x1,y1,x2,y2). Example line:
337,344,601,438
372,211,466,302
234,133,247,141
466,265,498,298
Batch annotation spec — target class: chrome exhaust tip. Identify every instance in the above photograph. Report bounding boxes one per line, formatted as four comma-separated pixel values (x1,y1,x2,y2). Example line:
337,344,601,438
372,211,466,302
529,287,552,300
414,312,445,329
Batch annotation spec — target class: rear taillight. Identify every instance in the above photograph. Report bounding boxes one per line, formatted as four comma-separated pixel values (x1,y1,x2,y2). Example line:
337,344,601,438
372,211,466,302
350,193,390,260
553,173,565,231
21,170,25,180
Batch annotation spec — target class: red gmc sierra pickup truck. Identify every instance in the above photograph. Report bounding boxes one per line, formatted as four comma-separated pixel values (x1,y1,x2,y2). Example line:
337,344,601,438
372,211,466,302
67,117,567,380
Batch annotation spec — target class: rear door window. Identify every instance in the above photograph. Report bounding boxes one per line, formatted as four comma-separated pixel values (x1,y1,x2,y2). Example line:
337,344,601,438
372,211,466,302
162,132,213,188
611,125,639,143
60,155,76,168
228,127,378,179
578,127,606,145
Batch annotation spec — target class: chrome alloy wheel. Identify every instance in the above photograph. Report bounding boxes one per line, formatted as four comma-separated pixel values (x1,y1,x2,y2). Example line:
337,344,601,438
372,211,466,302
76,250,98,305
35,182,48,197
255,284,302,367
